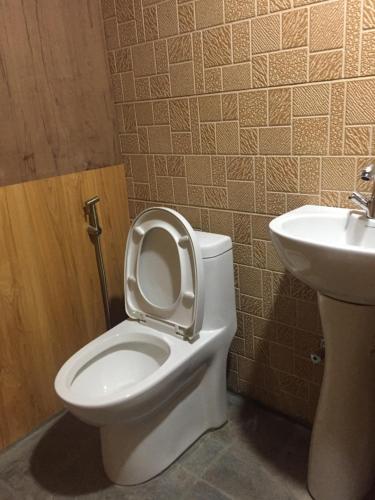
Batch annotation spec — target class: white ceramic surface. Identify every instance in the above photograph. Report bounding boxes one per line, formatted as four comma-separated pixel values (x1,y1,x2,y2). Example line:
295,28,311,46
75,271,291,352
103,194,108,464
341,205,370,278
55,207,237,485
270,205,375,500
269,205,375,305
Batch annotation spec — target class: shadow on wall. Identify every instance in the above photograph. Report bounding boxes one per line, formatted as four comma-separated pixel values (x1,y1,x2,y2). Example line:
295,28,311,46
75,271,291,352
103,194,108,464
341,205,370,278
109,296,127,328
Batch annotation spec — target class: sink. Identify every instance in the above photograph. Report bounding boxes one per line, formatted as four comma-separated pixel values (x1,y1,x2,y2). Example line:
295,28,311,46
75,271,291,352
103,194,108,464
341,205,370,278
269,205,375,500
269,205,375,305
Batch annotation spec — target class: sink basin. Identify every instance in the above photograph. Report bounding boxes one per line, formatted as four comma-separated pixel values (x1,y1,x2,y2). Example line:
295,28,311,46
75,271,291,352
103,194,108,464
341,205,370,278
270,204,375,500
269,205,375,305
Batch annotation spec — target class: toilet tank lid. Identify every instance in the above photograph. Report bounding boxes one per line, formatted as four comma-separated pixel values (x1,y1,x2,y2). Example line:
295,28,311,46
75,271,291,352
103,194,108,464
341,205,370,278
195,231,232,258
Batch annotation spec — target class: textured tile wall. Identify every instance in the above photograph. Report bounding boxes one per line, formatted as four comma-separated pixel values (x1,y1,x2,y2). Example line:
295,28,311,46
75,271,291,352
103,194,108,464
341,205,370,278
101,0,375,424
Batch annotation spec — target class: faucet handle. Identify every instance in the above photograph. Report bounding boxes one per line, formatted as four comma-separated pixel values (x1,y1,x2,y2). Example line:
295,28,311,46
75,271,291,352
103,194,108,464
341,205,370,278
360,163,375,181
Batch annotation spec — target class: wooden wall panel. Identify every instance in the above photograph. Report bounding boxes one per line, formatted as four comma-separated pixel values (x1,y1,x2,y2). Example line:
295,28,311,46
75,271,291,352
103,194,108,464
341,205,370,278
0,165,130,449
0,0,118,187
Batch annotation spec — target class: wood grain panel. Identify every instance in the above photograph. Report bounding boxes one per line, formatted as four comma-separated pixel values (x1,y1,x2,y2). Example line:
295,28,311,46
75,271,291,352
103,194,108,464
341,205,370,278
0,0,118,187
0,165,130,449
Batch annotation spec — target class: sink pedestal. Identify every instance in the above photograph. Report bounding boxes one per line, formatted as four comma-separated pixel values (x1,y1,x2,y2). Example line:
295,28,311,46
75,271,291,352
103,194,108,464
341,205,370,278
308,294,375,500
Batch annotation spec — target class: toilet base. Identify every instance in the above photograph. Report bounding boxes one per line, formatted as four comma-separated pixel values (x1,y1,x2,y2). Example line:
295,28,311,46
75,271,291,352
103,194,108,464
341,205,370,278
100,352,228,485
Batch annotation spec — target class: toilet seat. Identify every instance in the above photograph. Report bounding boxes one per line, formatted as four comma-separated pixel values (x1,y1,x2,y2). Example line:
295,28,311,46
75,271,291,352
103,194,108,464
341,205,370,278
124,207,204,340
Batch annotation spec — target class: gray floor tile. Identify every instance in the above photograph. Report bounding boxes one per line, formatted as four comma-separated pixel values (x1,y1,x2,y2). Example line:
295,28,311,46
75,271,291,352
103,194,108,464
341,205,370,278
183,479,232,500
179,431,228,477
203,450,294,500
0,392,314,500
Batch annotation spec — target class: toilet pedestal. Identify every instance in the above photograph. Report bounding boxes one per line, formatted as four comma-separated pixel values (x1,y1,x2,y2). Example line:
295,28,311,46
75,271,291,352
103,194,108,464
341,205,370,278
308,294,375,500
100,348,228,485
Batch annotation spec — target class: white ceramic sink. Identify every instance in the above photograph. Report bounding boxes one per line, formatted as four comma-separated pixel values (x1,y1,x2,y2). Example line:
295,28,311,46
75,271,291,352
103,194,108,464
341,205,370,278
269,205,375,305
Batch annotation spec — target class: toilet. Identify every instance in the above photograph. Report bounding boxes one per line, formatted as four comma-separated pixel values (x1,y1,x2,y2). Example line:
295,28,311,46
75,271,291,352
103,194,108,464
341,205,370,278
54,207,237,485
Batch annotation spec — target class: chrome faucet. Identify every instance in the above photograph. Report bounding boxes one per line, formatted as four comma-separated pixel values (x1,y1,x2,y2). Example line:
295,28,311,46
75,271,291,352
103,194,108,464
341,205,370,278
349,164,375,219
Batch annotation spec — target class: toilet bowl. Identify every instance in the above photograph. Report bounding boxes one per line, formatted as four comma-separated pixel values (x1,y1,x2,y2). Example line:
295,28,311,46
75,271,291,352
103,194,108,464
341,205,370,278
55,207,237,485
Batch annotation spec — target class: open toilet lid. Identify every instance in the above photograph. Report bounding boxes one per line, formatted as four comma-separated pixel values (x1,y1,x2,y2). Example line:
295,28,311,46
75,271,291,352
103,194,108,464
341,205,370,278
124,207,204,339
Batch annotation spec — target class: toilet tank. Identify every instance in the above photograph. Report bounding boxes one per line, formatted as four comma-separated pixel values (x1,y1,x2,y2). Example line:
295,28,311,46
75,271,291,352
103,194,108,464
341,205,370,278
195,231,237,332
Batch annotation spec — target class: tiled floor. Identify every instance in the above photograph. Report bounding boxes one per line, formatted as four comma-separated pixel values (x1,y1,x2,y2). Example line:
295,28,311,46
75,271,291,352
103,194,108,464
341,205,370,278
0,392,314,500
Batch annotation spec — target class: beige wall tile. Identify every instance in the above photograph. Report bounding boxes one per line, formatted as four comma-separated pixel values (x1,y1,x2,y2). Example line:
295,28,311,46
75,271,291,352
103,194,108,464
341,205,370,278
329,82,345,155
234,212,252,243
172,132,193,154
321,158,356,191
233,22,251,63
299,158,320,194
257,0,268,15
203,26,232,68
252,14,280,54
123,103,137,132
293,117,329,155
222,94,238,121
135,77,151,100
239,266,262,297
223,63,252,91
345,0,361,77
267,191,286,215
192,32,204,94
198,95,222,121
189,98,201,154
186,155,212,184
170,62,195,96
201,123,217,153
259,127,291,155
167,155,186,177
154,40,169,74
361,32,375,77
144,7,158,41
204,186,228,208
286,193,319,211
239,90,267,127
168,34,192,64
266,157,298,192
188,184,205,205
150,74,170,98
132,42,156,77
135,102,154,125
282,8,308,49
344,127,370,156
173,177,188,204
227,157,254,180
157,0,179,38
216,122,240,154
204,68,222,93
240,129,258,155
195,0,224,29
115,0,134,23
210,209,233,237
252,55,268,87
293,84,329,117
148,126,172,154
269,88,291,125
346,79,375,124
225,0,256,22
118,21,137,47
115,48,132,72
269,49,307,86
310,1,344,52
363,0,375,29
169,99,191,131
211,156,227,186
156,176,174,203
309,50,343,82
178,3,195,33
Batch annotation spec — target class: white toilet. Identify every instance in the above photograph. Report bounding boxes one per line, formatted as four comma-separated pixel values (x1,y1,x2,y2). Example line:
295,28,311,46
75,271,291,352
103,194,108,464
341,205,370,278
54,207,237,485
